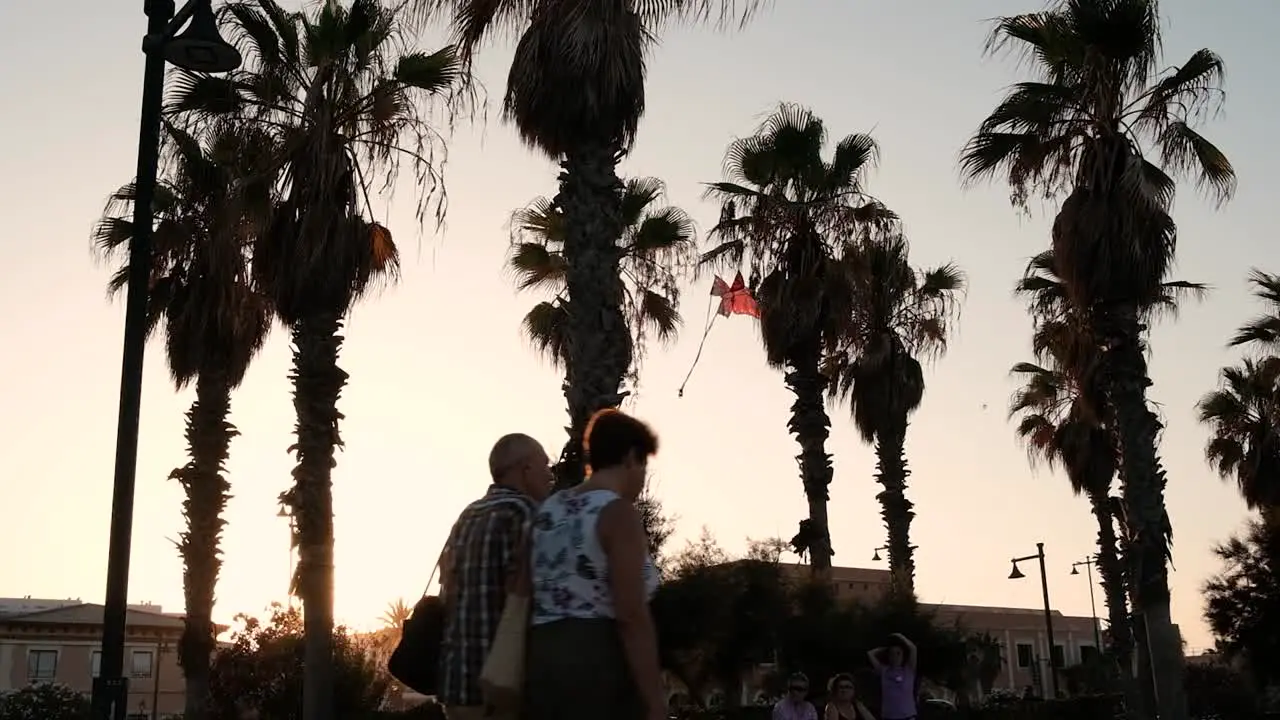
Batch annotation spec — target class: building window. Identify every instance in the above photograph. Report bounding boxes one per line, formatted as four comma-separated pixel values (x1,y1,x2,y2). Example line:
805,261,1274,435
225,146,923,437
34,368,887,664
1016,643,1034,668
1080,645,1099,663
27,650,58,681
1051,644,1065,668
92,650,102,678
130,650,154,679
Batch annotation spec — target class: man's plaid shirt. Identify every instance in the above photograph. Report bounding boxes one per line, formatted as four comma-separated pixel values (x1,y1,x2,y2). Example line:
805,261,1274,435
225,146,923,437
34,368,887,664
436,484,534,707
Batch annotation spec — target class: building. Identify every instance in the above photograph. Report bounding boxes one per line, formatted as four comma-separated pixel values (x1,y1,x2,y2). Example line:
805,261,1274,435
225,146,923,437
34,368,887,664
777,564,1108,694
930,603,1100,693
0,597,187,719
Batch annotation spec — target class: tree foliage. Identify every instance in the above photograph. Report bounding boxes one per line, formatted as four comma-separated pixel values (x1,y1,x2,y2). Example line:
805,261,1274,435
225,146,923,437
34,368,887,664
651,530,988,709
0,684,88,720
1183,660,1260,720
208,604,391,720
638,480,677,569
653,545,790,705
1203,518,1280,688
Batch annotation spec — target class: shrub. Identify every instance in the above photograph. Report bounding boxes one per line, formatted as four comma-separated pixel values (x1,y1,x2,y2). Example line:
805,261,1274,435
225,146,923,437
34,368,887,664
0,684,90,720
208,603,390,719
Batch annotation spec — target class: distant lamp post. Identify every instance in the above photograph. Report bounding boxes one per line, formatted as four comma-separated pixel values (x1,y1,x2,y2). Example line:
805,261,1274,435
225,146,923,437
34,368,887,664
1071,557,1104,651
872,545,889,562
278,503,297,605
1008,542,1061,698
94,3,240,720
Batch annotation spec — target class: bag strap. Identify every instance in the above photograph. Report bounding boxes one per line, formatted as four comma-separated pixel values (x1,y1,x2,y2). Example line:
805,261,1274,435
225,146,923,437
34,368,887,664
421,544,448,600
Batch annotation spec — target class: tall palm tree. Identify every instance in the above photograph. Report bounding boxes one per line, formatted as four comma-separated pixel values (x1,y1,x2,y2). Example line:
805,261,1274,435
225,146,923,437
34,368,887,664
824,232,964,597
507,176,696,379
411,0,768,486
93,121,273,720
1199,269,1280,527
1197,357,1280,526
960,3,1235,716
703,103,896,571
1009,251,1131,671
171,3,461,718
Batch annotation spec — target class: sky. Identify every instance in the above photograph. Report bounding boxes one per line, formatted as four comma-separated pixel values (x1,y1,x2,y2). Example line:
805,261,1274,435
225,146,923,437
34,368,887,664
1,0,1277,653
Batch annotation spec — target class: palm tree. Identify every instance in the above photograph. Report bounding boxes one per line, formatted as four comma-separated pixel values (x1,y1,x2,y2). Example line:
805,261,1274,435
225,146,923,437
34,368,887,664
93,121,273,720
170,3,461,718
1197,357,1280,525
381,598,413,632
1009,252,1131,671
824,232,964,597
1227,270,1280,351
1198,270,1280,527
960,3,1235,716
703,103,896,571
507,176,696,380
411,0,768,486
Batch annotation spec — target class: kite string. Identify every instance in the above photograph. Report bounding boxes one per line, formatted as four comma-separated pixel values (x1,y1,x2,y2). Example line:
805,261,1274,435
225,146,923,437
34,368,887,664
677,295,719,398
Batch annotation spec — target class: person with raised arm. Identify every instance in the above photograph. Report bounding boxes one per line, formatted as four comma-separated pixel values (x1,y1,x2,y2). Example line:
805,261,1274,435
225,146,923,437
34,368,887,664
868,633,918,720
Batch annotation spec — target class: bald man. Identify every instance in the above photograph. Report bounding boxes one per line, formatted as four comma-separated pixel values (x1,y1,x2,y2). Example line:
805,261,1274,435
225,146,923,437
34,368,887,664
436,434,553,720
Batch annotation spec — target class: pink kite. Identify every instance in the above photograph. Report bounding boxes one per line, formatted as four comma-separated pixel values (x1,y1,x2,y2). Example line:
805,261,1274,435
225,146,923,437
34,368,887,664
711,272,761,318
677,272,760,397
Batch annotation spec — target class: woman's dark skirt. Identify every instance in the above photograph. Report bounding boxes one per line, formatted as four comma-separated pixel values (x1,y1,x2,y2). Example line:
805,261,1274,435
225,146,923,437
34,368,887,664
523,617,644,720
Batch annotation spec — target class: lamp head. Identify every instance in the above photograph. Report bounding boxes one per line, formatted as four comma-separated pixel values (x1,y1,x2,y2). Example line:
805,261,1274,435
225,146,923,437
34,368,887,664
872,549,882,562
165,0,242,73
277,504,290,518
1071,566,1080,576
1008,561,1025,580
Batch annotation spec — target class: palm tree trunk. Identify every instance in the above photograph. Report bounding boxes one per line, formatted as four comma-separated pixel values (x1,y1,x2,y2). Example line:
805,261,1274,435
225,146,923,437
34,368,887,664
1088,493,1131,667
555,139,632,488
289,312,346,720
784,338,834,571
1099,304,1187,720
174,372,235,720
874,420,915,599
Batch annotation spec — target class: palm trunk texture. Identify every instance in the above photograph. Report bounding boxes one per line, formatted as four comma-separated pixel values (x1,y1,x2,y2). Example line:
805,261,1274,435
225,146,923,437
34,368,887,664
875,420,916,599
290,313,346,720
1099,305,1187,720
174,372,235,720
785,338,834,571
555,140,632,488
1088,493,1132,667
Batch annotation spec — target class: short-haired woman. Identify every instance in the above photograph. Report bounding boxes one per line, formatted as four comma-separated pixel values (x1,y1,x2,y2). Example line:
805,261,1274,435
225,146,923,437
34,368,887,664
523,409,665,720
824,673,876,720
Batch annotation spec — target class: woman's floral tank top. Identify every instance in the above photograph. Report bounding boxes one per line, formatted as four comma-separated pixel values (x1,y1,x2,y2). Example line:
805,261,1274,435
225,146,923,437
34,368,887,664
530,488,659,625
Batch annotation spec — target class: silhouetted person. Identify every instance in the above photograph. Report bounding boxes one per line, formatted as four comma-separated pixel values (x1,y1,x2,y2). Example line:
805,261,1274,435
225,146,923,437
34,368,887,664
437,434,552,720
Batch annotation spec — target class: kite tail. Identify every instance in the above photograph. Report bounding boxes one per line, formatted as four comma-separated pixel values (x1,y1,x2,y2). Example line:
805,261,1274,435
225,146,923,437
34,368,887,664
677,296,719,398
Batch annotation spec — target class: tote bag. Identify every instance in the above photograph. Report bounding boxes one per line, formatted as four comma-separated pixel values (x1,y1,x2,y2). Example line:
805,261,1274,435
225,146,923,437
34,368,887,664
387,550,447,694
478,592,530,710
479,518,532,711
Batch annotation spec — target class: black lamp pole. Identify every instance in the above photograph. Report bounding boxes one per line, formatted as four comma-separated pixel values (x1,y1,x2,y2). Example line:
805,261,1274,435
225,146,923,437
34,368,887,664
1009,542,1060,698
1071,557,1103,651
92,3,240,719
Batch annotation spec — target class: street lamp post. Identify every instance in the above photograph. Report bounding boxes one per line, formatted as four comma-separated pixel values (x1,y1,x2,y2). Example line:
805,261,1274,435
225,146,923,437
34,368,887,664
871,545,889,562
93,3,240,719
1071,557,1103,651
1008,542,1060,698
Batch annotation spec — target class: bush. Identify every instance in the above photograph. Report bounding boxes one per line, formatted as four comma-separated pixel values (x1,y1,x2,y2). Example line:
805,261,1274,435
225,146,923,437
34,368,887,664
0,684,90,720
208,603,390,720
1184,660,1259,720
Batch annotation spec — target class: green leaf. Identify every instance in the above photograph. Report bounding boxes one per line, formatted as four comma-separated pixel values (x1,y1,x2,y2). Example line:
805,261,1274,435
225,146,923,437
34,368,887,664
395,47,461,93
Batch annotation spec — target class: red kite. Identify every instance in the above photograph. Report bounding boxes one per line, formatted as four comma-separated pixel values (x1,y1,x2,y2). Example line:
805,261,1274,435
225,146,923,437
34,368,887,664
711,272,761,318
678,272,760,397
